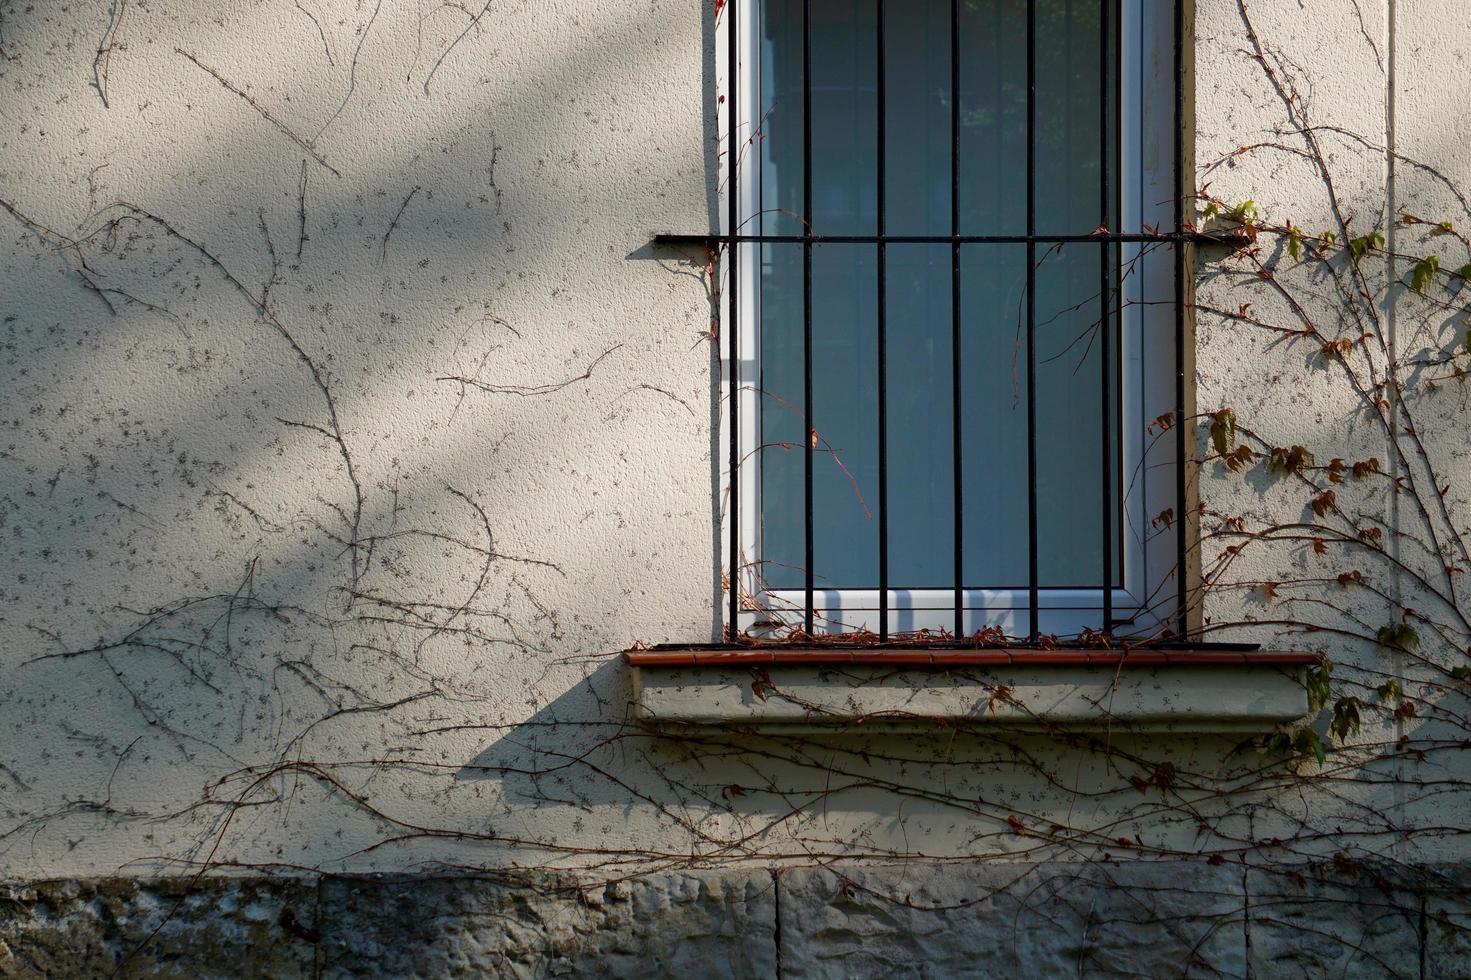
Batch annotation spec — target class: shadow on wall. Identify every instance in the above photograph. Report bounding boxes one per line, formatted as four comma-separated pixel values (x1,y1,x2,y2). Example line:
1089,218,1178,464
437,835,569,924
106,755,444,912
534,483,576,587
0,0,730,875
443,655,1413,873
2,0,1468,890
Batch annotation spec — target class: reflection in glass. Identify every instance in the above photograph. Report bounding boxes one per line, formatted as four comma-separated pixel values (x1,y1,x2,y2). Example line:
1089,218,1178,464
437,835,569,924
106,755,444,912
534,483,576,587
755,0,1120,593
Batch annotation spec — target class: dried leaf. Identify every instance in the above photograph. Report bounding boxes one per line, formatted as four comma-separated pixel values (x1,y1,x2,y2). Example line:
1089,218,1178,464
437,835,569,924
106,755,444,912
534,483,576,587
1209,408,1237,456
1352,458,1381,480
1225,445,1255,473
1268,445,1315,475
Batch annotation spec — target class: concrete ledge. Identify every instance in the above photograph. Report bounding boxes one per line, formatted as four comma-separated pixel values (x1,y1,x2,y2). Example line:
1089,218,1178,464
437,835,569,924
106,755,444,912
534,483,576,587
628,658,1312,733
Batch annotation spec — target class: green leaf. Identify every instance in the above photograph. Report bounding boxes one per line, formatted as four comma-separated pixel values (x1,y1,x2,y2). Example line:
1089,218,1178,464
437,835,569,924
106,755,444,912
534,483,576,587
1451,666,1471,682
1294,725,1327,764
1377,679,1402,701
1282,221,1304,261
1330,697,1362,741
1376,621,1421,652
1202,201,1220,222
1348,231,1385,261
1230,200,1260,224
1305,659,1333,713
1411,255,1440,292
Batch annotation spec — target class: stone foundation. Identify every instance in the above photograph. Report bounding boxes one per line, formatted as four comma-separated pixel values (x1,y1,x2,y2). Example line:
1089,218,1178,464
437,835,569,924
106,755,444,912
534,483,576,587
2,863,1465,978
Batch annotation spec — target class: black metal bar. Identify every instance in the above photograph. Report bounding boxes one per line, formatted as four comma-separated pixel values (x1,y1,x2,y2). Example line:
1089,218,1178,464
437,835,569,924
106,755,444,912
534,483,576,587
674,0,1206,643
1173,0,1188,639
950,0,963,639
803,0,815,635
1025,0,1039,644
1099,0,1112,632
876,0,889,642
728,0,741,641
654,231,1242,246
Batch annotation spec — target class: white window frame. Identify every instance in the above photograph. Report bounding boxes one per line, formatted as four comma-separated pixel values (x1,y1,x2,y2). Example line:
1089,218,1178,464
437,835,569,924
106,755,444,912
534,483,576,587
719,0,1183,639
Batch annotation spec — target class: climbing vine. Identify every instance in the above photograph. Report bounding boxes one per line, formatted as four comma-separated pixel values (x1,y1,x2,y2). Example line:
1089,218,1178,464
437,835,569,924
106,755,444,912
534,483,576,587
1,0,1468,971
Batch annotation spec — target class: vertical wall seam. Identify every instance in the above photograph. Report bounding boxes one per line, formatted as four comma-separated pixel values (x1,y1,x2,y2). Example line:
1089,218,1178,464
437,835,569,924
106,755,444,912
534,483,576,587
1242,859,1253,980
771,868,783,978
314,874,325,980
1241,806,1253,971
1385,0,1408,850
1419,890,1429,980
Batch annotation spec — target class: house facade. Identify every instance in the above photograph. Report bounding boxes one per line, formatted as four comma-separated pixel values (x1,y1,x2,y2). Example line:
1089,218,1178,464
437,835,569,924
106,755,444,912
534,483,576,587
2,0,1470,974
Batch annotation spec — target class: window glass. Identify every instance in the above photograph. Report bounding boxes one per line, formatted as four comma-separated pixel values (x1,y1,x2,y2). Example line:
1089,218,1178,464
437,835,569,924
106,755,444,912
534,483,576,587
754,0,1121,595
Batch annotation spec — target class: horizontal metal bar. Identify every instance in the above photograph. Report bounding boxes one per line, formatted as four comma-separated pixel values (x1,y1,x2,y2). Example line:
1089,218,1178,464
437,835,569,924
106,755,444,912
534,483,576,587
654,230,1247,247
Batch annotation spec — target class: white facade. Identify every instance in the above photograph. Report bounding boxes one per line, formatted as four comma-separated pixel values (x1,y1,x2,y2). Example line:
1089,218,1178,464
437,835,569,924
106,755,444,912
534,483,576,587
2,0,1469,892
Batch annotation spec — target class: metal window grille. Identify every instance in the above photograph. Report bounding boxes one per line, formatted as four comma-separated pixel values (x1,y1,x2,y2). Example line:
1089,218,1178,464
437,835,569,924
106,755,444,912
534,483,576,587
659,0,1210,646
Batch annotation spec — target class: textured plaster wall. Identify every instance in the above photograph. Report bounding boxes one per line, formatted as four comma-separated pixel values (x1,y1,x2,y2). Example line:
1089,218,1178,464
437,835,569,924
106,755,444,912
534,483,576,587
1,0,718,877
0,0,1469,885
1193,0,1471,866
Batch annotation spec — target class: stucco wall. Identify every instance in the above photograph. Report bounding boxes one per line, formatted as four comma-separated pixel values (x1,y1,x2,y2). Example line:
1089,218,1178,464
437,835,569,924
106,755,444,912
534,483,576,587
2,0,1470,897
2,0,718,877
1193,0,1471,869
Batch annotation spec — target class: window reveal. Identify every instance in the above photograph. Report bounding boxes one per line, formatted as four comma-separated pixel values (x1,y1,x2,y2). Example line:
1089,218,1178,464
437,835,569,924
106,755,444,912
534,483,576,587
718,0,1189,641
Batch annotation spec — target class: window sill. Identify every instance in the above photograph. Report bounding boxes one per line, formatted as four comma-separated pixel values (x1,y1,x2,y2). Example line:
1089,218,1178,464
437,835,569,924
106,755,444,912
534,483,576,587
626,648,1319,734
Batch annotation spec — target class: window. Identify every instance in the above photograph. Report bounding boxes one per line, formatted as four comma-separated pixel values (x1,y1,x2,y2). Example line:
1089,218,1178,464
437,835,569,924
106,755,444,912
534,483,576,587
720,0,1188,641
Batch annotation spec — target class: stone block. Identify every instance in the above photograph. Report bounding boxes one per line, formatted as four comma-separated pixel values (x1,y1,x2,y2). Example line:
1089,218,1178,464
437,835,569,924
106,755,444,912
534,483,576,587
1424,875,1471,980
318,869,776,979
776,861,1247,978
0,877,318,979
1245,868,1420,978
